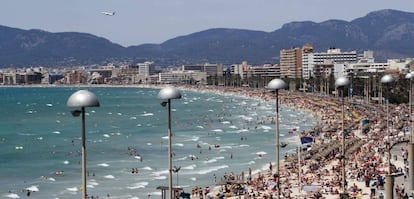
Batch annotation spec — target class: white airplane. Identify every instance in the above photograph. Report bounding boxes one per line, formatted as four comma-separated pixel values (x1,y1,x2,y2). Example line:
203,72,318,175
101,11,115,16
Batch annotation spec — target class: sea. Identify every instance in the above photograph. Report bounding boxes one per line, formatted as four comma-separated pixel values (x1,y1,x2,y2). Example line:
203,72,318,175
0,86,315,199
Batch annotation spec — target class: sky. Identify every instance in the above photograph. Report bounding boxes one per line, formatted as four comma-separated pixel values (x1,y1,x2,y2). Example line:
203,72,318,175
1,0,414,47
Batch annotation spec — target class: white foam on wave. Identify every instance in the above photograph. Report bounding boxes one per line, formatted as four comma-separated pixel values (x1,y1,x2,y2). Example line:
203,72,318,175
152,169,168,176
239,115,253,121
141,166,153,171
98,163,109,167
239,144,249,147
5,193,20,198
196,126,204,129
256,151,267,155
104,175,115,179
174,143,184,147
212,129,223,132
147,142,152,145
229,125,238,129
182,164,196,170
26,185,39,192
117,112,122,115
248,161,256,165
48,177,56,181
52,131,61,134
259,125,272,130
221,121,230,124
140,113,154,116
190,165,229,175
66,187,78,192
63,160,69,165
153,176,166,180
130,116,137,120
127,181,149,189
190,177,197,181
175,156,187,161
89,179,99,186
203,156,225,164
103,134,110,138
183,136,199,142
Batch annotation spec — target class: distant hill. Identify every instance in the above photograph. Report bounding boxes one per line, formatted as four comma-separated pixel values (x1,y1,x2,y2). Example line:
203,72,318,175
1,9,414,68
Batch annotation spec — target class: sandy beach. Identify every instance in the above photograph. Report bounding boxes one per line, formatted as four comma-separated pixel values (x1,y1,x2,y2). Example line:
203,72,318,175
163,84,412,199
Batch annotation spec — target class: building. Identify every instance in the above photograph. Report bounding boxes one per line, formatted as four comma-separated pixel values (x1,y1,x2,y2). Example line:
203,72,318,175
138,61,156,76
182,63,223,77
280,47,302,79
158,70,207,84
303,47,358,79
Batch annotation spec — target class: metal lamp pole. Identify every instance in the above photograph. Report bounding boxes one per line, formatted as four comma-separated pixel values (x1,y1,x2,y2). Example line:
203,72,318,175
67,90,100,199
158,87,182,199
335,77,350,197
267,79,287,199
381,74,394,199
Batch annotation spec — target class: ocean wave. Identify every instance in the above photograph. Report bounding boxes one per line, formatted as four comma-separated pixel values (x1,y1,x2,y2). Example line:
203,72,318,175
26,185,39,192
127,181,149,189
153,175,166,180
192,165,229,175
174,143,184,147
66,187,78,192
259,125,272,130
104,175,115,179
141,166,153,171
5,193,20,198
228,125,238,129
140,113,154,116
98,163,110,167
152,169,168,176
182,164,196,170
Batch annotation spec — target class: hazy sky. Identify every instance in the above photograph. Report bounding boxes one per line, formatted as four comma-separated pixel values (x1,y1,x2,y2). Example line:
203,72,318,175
1,0,414,47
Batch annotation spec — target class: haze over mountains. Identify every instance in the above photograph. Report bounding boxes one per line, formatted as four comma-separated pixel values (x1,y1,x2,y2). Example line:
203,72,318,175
1,9,414,68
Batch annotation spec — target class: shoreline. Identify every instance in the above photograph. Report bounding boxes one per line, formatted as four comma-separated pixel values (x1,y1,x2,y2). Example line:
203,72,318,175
2,84,412,198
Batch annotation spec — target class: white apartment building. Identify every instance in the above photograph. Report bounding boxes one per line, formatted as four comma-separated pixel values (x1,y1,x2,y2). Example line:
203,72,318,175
181,63,223,77
138,61,156,76
303,48,358,79
230,61,249,79
158,70,207,84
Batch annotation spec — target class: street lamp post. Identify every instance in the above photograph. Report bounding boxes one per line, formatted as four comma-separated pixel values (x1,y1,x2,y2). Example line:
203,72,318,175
381,74,395,199
157,87,182,199
335,77,350,198
67,90,100,199
406,72,414,190
267,78,287,199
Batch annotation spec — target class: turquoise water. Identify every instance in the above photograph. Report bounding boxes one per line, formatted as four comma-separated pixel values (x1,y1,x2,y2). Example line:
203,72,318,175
0,87,315,199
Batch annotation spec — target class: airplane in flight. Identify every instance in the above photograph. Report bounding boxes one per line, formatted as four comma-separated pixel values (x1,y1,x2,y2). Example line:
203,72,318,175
101,11,115,16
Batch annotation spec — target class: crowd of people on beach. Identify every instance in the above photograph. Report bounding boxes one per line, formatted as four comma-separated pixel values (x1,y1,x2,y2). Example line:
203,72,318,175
173,84,413,199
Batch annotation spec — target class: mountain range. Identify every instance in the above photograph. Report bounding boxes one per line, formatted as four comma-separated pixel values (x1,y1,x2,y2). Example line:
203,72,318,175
1,9,414,68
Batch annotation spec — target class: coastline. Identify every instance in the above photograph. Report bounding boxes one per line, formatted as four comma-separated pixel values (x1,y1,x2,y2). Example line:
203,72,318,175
1,83,412,199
